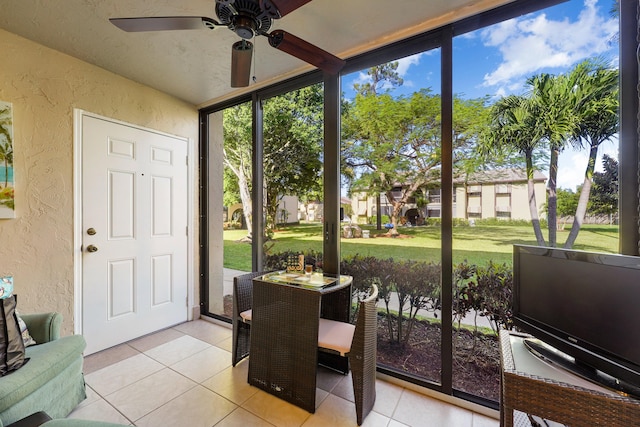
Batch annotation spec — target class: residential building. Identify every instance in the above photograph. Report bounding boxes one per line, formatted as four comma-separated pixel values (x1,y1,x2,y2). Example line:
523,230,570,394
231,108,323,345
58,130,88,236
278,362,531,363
299,197,351,222
226,195,299,228
351,168,547,224
454,169,548,221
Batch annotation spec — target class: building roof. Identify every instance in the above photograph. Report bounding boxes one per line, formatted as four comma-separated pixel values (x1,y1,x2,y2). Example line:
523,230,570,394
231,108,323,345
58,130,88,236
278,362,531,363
454,168,547,185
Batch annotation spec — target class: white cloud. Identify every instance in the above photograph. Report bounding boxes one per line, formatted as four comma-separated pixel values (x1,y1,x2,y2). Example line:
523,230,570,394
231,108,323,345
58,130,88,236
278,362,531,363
352,71,370,87
396,53,424,77
349,52,425,92
395,53,427,89
481,0,617,88
555,138,618,190
557,150,588,190
493,86,508,98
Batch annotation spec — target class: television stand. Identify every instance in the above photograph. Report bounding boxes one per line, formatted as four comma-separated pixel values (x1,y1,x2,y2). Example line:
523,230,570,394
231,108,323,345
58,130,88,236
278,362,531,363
523,338,640,399
500,330,640,427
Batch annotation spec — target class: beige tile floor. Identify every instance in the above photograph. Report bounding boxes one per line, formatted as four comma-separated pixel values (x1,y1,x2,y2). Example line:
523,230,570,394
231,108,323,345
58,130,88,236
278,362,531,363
71,319,500,427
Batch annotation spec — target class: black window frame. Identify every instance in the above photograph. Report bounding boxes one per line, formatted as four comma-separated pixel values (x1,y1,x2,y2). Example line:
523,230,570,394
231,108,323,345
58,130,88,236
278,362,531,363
198,0,638,409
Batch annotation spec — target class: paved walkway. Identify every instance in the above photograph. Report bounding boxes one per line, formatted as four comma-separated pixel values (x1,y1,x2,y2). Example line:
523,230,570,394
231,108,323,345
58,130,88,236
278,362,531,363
222,268,245,296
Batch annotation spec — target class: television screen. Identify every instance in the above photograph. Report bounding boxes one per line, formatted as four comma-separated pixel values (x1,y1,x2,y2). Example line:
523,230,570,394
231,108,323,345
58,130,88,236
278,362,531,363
513,245,640,393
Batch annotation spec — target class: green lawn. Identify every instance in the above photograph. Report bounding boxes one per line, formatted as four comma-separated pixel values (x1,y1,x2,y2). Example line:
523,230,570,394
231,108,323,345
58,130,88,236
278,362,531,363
223,222,619,271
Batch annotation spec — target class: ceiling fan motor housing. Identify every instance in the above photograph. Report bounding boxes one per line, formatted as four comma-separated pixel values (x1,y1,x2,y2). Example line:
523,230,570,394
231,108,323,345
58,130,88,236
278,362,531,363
233,15,257,39
216,0,272,39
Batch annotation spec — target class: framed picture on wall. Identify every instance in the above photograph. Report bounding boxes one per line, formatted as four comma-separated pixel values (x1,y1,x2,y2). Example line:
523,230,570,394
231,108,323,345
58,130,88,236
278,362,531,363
0,101,15,219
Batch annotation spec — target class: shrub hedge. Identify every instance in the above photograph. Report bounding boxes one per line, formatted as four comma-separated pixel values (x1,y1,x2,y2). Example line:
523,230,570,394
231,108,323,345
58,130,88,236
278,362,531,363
264,250,514,343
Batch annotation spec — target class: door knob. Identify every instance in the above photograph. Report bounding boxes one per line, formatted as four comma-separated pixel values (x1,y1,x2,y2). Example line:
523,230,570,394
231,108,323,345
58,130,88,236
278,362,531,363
86,245,98,253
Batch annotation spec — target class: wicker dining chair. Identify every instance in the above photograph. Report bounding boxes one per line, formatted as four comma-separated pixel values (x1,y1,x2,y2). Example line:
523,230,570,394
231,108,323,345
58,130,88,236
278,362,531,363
318,284,378,425
232,271,267,367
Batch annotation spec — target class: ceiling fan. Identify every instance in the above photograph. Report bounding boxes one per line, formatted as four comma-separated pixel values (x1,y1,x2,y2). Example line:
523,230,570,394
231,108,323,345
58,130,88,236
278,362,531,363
110,0,346,87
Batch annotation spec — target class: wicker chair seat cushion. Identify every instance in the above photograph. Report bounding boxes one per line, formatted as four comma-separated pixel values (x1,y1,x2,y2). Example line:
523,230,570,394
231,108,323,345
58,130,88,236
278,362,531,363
240,309,252,322
318,318,355,356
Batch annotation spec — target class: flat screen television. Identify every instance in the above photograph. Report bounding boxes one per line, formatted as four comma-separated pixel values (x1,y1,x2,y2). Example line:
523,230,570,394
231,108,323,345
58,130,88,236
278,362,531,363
513,244,640,397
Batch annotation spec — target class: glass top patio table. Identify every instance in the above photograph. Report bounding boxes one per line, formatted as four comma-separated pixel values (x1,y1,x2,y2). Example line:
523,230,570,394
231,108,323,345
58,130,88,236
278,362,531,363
258,270,352,289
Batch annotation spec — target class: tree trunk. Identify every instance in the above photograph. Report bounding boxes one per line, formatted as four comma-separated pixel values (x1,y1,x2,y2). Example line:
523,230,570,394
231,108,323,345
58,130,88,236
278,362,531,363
265,188,281,233
237,164,253,240
547,147,559,247
386,191,404,237
564,145,598,249
525,152,546,246
376,194,382,230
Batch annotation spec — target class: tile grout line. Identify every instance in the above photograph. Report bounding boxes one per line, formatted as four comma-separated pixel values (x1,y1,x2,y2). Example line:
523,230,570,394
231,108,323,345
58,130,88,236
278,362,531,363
79,384,136,426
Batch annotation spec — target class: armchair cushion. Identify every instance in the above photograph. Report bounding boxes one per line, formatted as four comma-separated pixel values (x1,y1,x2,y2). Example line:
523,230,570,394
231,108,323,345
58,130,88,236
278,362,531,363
18,314,61,345
0,312,86,426
0,335,86,414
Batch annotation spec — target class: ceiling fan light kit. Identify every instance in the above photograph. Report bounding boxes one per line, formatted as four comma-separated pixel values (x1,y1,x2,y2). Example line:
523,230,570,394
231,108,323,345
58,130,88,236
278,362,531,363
109,0,345,88
231,40,254,87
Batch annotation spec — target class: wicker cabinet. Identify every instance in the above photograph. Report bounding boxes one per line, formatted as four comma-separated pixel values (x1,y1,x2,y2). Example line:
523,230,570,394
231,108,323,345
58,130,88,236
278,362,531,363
499,330,640,427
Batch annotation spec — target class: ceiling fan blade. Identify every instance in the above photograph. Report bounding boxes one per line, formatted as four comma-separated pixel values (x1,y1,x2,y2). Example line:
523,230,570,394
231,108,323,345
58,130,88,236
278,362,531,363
109,17,217,32
231,40,254,87
268,30,345,75
261,0,313,18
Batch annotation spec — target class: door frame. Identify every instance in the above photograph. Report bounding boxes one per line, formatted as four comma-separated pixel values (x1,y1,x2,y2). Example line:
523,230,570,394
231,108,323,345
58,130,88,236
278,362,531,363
72,109,196,336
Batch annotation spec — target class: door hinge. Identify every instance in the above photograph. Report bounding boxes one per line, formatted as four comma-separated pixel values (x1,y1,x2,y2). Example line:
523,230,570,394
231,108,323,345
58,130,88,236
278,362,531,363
186,155,189,166
186,226,188,236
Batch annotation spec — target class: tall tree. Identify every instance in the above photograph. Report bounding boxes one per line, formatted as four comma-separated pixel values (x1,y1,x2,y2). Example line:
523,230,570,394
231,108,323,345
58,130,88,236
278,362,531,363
564,62,618,248
223,102,254,239
343,86,487,235
526,73,577,246
589,154,618,219
262,86,324,231
223,85,324,239
343,62,489,234
481,60,618,248
353,62,404,96
555,188,580,219
480,95,547,246
349,62,404,230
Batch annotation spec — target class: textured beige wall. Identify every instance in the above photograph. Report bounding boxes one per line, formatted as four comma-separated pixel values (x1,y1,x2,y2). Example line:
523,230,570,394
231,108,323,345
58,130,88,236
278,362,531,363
511,182,547,221
0,29,199,335
480,185,495,219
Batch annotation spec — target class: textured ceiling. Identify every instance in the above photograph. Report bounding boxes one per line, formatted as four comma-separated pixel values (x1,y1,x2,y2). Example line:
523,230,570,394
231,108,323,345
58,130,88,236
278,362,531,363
0,0,513,106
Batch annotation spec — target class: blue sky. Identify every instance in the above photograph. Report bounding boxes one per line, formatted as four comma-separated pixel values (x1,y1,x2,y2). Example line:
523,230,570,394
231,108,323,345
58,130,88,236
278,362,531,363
341,0,619,191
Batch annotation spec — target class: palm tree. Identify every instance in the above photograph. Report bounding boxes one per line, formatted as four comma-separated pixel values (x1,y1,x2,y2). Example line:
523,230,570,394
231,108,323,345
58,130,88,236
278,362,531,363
0,141,12,188
481,95,547,246
0,106,13,189
480,60,618,249
563,62,619,248
526,73,577,246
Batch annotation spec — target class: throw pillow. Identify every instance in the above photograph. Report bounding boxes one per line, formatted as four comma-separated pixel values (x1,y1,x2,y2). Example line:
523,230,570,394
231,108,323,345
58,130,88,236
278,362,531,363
15,311,36,347
0,276,14,299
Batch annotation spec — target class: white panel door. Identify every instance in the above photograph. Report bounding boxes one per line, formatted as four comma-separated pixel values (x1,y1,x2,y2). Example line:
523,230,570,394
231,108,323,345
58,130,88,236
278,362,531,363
82,115,188,355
